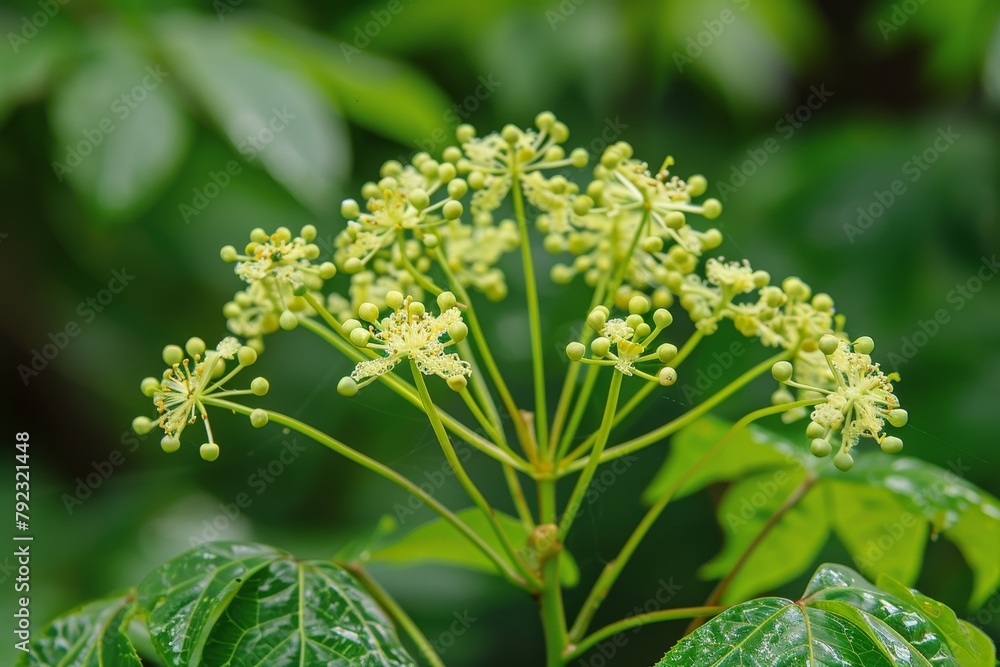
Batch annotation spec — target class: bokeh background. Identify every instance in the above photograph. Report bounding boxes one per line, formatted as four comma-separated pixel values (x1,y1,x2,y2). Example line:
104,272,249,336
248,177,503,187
2,0,999,664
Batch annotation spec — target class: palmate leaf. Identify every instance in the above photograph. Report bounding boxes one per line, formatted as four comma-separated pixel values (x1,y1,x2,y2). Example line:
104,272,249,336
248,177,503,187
18,592,141,667
656,563,996,667
137,542,415,667
644,415,1000,608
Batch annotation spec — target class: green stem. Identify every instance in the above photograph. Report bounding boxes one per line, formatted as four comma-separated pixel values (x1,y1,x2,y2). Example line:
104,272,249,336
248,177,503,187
567,398,820,640
511,167,549,458
685,475,817,635
342,563,445,667
297,315,530,472
201,397,527,589
560,348,791,474
555,364,600,460
537,479,567,667
558,372,623,542
410,362,541,589
565,606,726,661
561,330,705,467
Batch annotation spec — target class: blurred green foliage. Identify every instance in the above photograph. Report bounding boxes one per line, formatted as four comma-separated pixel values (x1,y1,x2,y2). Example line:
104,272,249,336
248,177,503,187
2,0,999,664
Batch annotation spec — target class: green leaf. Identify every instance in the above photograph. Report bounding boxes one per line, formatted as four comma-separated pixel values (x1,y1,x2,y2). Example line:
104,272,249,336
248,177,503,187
247,21,453,148
647,416,1000,608
18,592,141,667
48,28,190,222
655,563,996,667
0,18,77,124
154,13,349,214
137,542,415,667
642,414,811,504
368,507,580,587
699,469,828,604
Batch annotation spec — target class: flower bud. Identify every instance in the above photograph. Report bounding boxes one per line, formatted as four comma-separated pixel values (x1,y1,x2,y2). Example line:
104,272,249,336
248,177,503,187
886,409,908,428
658,367,677,386
853,336,875,354
591,337,611,357
337,377,359,397
250,409,268,428
161,436,180,453
818,334,840,356
141,377,161,397
810,439,832,457
200,442,220,462
566,342,586,361
250,377,269,396
833,451,854,472
880,435,903,454
132,416,153,435
771,361,794,383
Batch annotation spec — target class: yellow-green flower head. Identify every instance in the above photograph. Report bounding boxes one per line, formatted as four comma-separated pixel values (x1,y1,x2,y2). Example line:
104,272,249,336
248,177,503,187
565,301,678,384
220,226,334,351
674,257,769,336
441,217,520,301
543,151,723,295
772,335,906,470
339,292,472,393
326,269,424,322
132,337,269,461
335,155,463,274
452,112,588,225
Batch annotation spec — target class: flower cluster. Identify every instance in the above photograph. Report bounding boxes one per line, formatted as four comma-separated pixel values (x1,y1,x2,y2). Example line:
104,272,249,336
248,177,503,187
337,291,472,395
132,337,270,461
220,225,335,350
565,296,679,384
771,334,906,470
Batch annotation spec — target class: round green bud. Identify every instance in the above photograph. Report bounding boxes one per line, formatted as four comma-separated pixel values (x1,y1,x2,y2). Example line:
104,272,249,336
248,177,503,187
543,234,565,254
810,438,832,457
200,442,220,462
833,451,854,472
211,359,226,379
408,188,429,210
272,226,291,243
359,302,380,323
572,195,593,217
160,436,180,453
635,322,651,339
250,377,270,396
771,361,794,383
652,309,673,328
569,148,589,168
543,146,564,162
141,377,161,397
805,421,826,439
591,337,611,357
447,179,468,199
467,171,485,189
340,199,361,220
687,174,708,197
628,295,650,315
337,377,359,397
535,111,556,130
341,319,362,336
782,277,811,300
880,435,904,454
132,416,154,435
279,311,298,330
566,342,586,361
386,291,404,310
250,408,269,428
443,146,462,163
318,262,336,279
249,227,268,243
349,327,371,347
437,291,457,311
361,182,380,199
658,367,678,386
408,301,425,318
550,121,569,143
448,322,468,343
220,245,238,262
640,236,664,254
443,200,463,220
812,293,834,312
185,337,206,358
887,408,908,428
600,148,621,169
752,270,771,288
818,334,840,356
702,228,723,249
446,375,468,392
501,124,521,145
300,224,317,242
551,264,574,284
343,257,364,274
291,283,308,298
854,336,875,354
664,211,686,229
701,198,722,220
657,343,678,363
237,346,258,367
